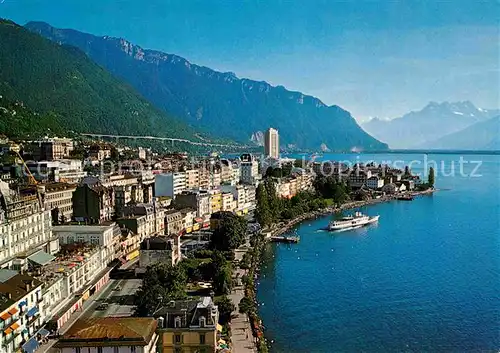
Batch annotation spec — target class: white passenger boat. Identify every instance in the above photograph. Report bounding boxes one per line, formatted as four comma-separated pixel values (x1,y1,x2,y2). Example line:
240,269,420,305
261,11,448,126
328,212,379,231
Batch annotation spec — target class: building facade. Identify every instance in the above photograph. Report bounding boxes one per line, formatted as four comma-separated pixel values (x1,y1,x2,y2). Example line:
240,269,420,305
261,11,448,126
0,271,44,353
72,182,114,224
174,191,211,219
0,182,57,269
29,137,74,161
239,154,259,185
155,173,187,198
155,297,219,353
164,210,183,236
137,237,182,273
37,183,76,223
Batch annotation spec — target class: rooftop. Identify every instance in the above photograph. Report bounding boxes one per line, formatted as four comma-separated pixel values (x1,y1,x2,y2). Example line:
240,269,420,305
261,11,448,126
0,272,42,312
140,237,174,251
56,317,157,347
28,244,100,286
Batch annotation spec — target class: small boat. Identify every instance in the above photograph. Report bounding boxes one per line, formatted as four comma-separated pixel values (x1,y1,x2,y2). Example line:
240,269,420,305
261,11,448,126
328,212,379,231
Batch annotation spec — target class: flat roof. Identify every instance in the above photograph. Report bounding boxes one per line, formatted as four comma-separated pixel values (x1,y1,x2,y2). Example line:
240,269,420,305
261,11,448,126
27,251,55,266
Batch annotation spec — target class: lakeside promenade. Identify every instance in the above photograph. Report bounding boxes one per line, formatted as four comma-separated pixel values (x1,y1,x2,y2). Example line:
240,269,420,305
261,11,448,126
228,188,434,352
229,243,257,352
271,188,435,237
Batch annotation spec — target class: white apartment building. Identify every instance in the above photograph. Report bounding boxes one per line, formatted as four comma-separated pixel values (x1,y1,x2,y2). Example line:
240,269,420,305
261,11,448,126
221,192,235,212
155,172,186,198
116,204,165,243
26,159,86,184
366,176,384,189
52,223,120,265
209,169,222,189
0,182,58,269
0,271,44,353
185,169,200,189
37,182,76,222
36,245,108,329
221,185,256,214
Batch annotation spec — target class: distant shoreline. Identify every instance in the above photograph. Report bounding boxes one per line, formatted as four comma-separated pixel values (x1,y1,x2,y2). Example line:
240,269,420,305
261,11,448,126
269,188,436,237
282,150,500,156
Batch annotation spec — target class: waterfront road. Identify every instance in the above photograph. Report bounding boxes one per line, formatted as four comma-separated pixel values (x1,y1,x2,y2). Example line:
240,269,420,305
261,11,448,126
89,278,141,318
37,259,140,353
229,243,257,353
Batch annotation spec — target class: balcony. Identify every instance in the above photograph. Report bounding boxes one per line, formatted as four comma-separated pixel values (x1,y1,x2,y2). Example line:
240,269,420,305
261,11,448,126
2,331,20,346
27,314,40,326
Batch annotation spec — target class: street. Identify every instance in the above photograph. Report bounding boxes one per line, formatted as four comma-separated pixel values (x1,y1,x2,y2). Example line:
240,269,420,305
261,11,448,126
89,278,142,318
37,260,141,353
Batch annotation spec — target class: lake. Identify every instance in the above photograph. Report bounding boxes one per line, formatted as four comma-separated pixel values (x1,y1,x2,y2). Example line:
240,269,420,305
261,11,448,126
257,152,500,352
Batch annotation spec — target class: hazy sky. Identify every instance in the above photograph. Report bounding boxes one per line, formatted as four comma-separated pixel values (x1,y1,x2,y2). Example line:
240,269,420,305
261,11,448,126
1,0,499,121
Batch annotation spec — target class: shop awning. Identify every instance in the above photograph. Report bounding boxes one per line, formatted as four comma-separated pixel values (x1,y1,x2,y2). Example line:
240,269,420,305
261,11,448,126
0,312,11,321
37,328,50,337
27,251,55,266
26,307,39,317
8,307,19,315
22,337,39,353
10,322,20,330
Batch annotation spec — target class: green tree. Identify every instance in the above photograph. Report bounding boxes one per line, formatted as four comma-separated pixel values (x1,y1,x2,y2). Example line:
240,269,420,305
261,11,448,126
255,184,272,227
271,167,283,178
210,251,233,295
134,262,188,316
281,163,293,177
238,296,254,314
264,179,280,222
214,296,235,325
265,166,274,178
428,167,435,188
211,213,247,251
293,159,304,168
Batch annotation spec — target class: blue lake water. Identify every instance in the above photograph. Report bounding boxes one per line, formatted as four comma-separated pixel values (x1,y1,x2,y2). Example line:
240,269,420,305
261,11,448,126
257,153,500,352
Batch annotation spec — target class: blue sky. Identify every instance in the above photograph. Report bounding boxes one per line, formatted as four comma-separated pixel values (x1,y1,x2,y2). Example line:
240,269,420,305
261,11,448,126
1,0,498,121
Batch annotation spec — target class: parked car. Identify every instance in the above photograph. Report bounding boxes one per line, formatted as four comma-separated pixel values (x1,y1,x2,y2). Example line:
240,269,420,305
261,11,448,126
96,303,109,310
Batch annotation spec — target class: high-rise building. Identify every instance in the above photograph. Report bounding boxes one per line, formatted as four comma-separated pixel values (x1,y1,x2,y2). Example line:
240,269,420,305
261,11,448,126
264,127,280,159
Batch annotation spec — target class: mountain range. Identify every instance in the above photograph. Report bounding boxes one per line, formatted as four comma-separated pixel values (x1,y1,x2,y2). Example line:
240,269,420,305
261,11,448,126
0,19,200,141
362,101,499,149
26,21,387,151
428,116,499,150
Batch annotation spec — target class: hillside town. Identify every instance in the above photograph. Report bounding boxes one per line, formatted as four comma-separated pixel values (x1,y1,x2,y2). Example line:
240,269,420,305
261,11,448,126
0,129,429,353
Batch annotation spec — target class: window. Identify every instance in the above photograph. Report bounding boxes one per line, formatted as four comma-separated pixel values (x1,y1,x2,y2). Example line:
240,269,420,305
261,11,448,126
174,316,182,328
97,348,102,353
130,347,136,353
199,316,206,328
75,349,81,353
114,348,119,353
199,333,206,344
174,334,182,344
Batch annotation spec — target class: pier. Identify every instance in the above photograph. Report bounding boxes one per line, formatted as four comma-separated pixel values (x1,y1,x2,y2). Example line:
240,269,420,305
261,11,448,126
270,235,300,243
